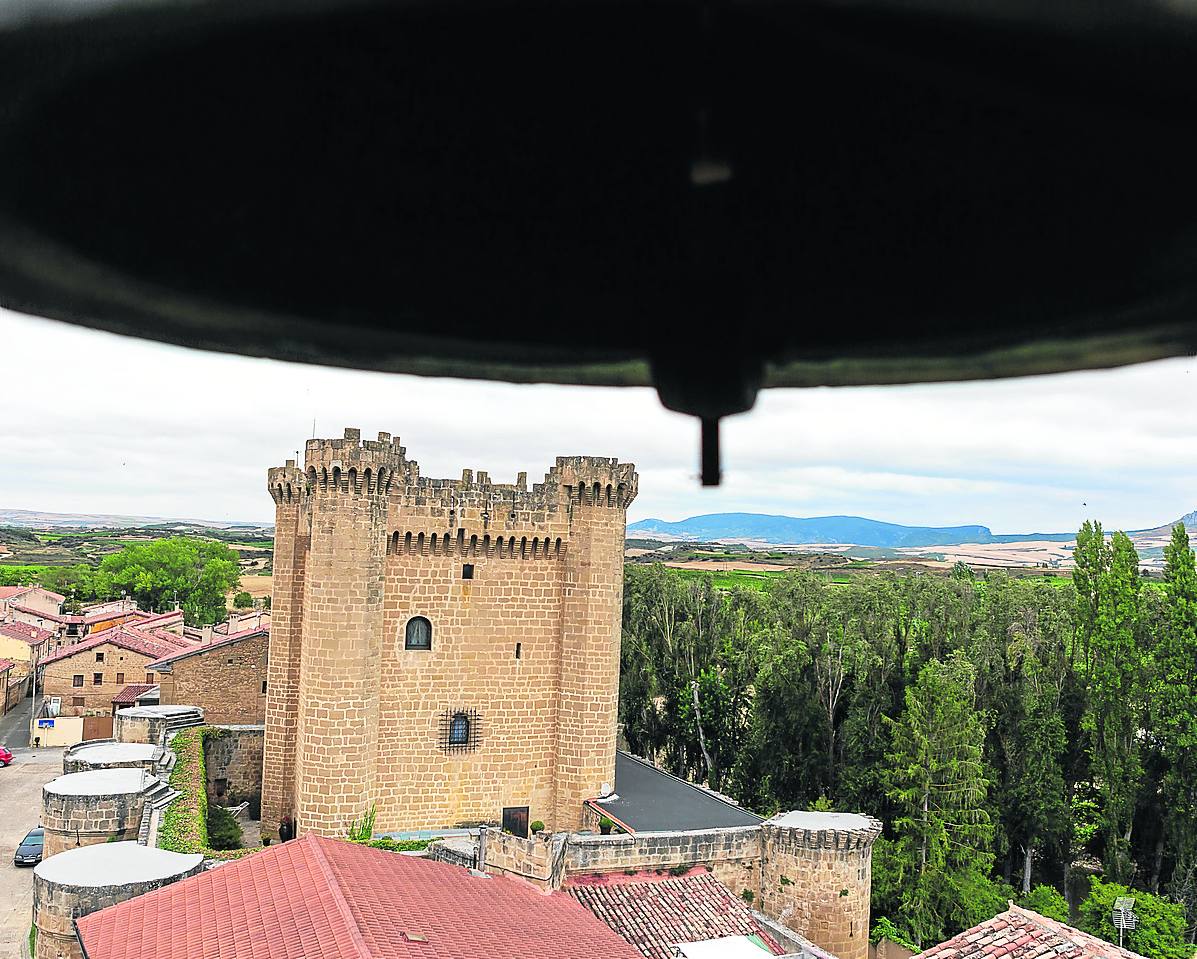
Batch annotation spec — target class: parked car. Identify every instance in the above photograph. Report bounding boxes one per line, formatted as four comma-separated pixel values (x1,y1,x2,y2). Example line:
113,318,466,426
13,827,43,867
0,744,12,766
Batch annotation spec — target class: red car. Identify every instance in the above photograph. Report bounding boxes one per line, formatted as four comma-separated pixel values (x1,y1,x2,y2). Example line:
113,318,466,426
0,745,12,767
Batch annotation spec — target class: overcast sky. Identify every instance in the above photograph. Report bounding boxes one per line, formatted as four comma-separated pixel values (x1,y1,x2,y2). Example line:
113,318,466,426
2,307,1195,533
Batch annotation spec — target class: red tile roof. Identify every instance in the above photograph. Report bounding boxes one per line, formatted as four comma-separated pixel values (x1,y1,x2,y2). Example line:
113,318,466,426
0,585,64,603
76,834,645,959
147,626,268,669
39,625,192,667
568,871,783,959
111,683,158,705
0,659,14,674
0,621,54,646
915,906,1150,959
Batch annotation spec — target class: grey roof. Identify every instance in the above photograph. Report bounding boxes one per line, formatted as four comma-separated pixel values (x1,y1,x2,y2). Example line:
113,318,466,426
592,752,763,833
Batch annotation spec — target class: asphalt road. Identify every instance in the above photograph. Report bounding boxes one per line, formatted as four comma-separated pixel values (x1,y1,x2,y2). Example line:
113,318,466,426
0,739,64,959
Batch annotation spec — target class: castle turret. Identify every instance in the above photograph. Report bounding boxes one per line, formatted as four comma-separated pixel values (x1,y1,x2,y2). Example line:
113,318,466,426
759,811,882,959
261,457,307,838
551,457,638,830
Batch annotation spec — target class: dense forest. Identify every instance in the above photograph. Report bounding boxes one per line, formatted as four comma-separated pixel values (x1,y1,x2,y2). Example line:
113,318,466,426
619,522,1197,955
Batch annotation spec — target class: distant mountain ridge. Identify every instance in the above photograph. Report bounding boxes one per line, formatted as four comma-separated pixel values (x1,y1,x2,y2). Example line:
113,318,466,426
626,511,1190,548
0,508,268,530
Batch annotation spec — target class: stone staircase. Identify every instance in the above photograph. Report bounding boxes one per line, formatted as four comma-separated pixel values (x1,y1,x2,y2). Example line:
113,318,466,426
163,707,204,739
137,777,183,846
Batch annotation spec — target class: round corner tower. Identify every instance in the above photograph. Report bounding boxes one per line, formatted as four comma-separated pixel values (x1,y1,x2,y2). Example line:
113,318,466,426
759,810,883,959
262,428,636,838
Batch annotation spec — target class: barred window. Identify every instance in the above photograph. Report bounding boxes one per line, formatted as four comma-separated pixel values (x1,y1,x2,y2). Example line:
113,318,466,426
405,616,432,650
440,708,480,752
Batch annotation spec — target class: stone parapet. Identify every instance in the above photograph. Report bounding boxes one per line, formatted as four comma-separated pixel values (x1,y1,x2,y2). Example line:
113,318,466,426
42,769,154,859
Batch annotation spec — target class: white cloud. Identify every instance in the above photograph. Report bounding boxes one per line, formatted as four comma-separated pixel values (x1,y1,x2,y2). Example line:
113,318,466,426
1,307,1195,534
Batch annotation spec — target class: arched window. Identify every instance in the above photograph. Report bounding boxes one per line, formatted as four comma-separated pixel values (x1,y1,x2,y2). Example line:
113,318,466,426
404,616,432,650
449,712,470,746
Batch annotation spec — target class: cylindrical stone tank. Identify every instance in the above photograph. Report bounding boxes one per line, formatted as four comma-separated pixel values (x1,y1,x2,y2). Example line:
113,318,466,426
32,841,203,959
63,740,163,774
114,704,202,744
759,810,883,959
41,769,154,859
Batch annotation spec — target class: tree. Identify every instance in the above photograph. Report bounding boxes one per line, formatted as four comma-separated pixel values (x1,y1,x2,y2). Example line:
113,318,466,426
96,537,241,626
1022,884,1069,922
882,655,995,945
1157,524,1197,927
1078,880,1191,959
1084,531,1144,883
233,590,254,609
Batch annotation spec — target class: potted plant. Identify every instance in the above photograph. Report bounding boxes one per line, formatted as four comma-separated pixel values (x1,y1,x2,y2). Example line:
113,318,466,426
599,816,614,835
530,820,546,835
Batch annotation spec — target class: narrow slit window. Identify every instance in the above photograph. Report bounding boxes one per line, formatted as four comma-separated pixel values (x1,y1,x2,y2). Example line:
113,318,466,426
515,642,521,659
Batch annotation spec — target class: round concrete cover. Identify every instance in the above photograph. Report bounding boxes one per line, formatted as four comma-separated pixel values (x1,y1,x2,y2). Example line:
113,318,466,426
69,743,159,763
34,842,203,886
44,769,151,797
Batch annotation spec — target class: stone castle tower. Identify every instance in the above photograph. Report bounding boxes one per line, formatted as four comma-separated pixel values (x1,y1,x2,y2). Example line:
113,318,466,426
262,428,637,838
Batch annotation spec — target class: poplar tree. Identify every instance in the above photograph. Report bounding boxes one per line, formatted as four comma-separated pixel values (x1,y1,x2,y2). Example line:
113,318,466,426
1159,524,1197,932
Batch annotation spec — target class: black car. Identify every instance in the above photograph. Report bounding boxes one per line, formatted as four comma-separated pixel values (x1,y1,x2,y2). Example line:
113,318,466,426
13,827,43,867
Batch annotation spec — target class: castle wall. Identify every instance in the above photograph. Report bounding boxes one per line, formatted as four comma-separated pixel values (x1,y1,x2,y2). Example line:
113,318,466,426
204,725,264,813
374,548,565,831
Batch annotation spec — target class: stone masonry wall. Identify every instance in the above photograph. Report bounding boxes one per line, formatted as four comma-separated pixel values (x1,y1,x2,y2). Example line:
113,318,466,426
34,861,203,959
157,631,269,724
41,791,145,859
204,725,264,811
760,819,881,959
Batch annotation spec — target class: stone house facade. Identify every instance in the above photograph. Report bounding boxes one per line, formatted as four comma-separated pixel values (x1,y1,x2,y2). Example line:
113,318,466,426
149,628,269,725
40,629,188,717
263,428,636,840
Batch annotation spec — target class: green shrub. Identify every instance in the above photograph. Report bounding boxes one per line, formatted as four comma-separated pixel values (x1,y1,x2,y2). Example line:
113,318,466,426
346,803,377,842
232,590,254,609
530,820,546,834
206,804,243,851
870,918,918,952
1022,884,1070,923
360,837,430,853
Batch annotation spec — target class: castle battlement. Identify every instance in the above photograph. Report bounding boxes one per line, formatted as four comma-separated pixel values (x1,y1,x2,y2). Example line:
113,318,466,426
267,429,638,514
762,811,883,852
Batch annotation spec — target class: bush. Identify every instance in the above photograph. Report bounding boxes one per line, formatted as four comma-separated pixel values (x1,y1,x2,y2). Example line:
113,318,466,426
530,820,546,834
1078,880,1191,959
1022,884,1070,923
207,804,243,851
233,590,254,609
870,918,919,953
360,837,430,853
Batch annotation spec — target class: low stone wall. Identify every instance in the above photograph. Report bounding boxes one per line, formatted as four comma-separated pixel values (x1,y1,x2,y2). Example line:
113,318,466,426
203,725,263,815
482,825,763,893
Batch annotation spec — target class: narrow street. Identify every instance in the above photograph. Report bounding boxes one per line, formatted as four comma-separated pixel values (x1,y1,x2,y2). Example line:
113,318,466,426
0,728,62,959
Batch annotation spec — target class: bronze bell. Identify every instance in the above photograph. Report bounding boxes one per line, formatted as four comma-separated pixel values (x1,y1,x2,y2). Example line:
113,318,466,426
2,1,1197,481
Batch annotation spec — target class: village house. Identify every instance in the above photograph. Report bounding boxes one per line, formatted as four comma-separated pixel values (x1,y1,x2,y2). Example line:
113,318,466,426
0,584,64,619
38,624,194,722
10,598,143,652
0,658,15,715
0,621,53,712
148,621,269,724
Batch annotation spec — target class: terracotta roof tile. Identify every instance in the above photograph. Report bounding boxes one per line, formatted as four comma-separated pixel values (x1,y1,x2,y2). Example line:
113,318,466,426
916,906,1151,959
39,625,192,667
0,659,14,673
147,626,268,669
111,683,158,705
569,871,782,959
76,834,644,959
